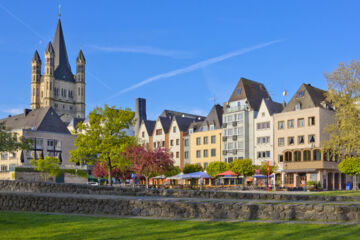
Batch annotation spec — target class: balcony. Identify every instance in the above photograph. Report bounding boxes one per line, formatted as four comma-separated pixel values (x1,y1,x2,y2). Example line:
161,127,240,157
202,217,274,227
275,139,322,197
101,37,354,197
232,135,237,141
232,122,237,127
222,136,227,142
224,105,248,113
281,161,338,171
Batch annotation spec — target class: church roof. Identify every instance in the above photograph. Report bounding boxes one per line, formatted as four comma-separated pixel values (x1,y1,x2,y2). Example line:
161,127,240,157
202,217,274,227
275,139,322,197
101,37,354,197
76,50,86,63
45,42,55,54
0,107,70,134
32,50,41,63
53,19,74,82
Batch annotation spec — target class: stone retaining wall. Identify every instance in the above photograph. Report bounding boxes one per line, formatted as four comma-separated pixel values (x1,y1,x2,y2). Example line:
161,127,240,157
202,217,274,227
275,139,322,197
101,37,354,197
0,192,359,222
0,180,357,202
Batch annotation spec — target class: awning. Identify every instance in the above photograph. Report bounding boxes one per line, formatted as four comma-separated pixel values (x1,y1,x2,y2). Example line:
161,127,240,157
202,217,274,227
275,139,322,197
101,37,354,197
217,170,238,177
166,173,184,180
151,175,166,179
182,171,211,179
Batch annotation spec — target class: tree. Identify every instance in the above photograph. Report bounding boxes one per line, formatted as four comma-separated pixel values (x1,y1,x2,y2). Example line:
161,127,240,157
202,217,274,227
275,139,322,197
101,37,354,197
70,105,136,186
183,163,203,174
259,161,277,176
323,60,360,156
0,122,32,152
230,159,255,184
30,156,61,182
164,165,181,177
124,146,173,188
92,161,132,181
206,162,229,178
338,157,360,190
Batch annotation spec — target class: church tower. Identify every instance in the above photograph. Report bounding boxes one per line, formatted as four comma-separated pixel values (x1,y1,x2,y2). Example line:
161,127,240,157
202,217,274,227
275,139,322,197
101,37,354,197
30,17,86,125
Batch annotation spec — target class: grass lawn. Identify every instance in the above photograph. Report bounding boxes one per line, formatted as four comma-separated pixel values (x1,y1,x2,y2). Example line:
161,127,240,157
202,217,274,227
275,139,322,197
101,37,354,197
312,191,360,197
0,212,360,239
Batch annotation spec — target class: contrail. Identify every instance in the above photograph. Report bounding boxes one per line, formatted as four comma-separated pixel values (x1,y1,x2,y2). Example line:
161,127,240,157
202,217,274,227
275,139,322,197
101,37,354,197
107,39,283,100
0,3,45,41
86,71,112,90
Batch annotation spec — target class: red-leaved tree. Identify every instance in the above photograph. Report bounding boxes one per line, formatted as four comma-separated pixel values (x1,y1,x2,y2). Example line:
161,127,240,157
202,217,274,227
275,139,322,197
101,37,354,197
124,146,173,188
92,162,132,181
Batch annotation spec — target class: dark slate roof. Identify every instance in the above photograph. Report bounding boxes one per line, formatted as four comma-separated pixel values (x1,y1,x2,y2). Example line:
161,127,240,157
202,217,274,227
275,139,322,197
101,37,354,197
45,42,55,54
228,77,271,111
53,19,74,82
0,107,70,134
160,109,205,120
32,50,41,63
68,117,85,129
202,104,223,129
263,98,283,116
282,83,331,112
174,116,196,132
76,50,86,63
158,116,172,133
188,121,204,132
143,120,156,136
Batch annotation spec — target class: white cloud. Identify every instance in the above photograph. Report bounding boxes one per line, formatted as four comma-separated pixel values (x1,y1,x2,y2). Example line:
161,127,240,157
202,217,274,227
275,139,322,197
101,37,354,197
0,107,24,116
107,39,284,100
86,45,193,59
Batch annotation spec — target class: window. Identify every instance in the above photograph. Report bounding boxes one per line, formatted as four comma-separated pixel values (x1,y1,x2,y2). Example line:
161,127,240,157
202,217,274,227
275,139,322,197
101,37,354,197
237,127,243,136
211,135,216,144
203,149,208,158
1,152,8,160
313,149,321,161
266,151,270,158
278,121,284,129
36,138,43,149
257,136,270,144
308,117,315,126
257,121,270,130
203,136,208,144
278,138,284,146
47,139,54,150
294,151,301,161
156,129,162,135
288,119,294,128
176,139,180,145
162,141,165,147
298,135,304,144
189,129,194,134
9,164,16,172
184,139,189,147
142,132,145,138
279,155,284,162
202,126,207,132
285,151,292,162
288,173,294,184
228,142,233,150
298,118,304,127
308,135,315,143
211,149,216,157
196,150,201,158
0,165,7,172
228,129,233,136
176,152,179,158
209,125,214,130
196,137,201,145
288,137,294,145
236,88,241,95
204,162,208,169
170,140,174,146
9,152,16,159
295,103,301,111
173,126,176,133
304,150,311,161
297,90,305,98
184,151,189,159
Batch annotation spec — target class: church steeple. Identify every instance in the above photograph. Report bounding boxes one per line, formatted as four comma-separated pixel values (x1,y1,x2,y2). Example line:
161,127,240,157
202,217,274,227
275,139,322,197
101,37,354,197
53,19,73,81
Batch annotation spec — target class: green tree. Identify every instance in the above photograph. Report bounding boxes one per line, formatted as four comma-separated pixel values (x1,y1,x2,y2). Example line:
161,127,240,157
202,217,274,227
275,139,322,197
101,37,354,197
0,122,32,152
338,157,360,190
30,156,61,182
259,161,277,176
164,165,181,177
206,162,229,178
230,159,255,184
183,163,203,174
323,60,360,156
70,105,136,186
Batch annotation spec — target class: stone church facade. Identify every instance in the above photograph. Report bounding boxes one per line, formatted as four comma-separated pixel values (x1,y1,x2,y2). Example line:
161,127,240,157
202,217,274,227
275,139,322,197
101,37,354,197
31,19,85,124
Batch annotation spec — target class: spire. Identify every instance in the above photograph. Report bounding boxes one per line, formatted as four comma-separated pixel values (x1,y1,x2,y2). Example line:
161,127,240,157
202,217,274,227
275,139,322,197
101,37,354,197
53,19,74,81
45,42,54,54
76,49,86,64
32,50,41,63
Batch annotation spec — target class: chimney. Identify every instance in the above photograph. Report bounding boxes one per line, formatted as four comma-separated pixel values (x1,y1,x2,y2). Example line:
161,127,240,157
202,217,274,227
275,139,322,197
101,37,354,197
134,98,147,136
24,109,32,116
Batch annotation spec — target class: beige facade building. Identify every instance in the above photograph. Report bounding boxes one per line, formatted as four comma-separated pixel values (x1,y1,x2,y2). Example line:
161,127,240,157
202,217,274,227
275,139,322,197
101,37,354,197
31,19,85,125
274,83,350,190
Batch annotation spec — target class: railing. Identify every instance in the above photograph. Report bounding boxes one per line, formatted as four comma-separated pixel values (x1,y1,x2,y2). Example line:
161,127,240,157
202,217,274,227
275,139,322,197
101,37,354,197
224,105,248,113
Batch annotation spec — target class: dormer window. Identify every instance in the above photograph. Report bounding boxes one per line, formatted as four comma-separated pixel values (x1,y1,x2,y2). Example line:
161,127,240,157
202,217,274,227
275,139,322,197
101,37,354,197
295,103,301,111
236,88,242,95
296,90,305,98
210,124,214,130
189,129,193,134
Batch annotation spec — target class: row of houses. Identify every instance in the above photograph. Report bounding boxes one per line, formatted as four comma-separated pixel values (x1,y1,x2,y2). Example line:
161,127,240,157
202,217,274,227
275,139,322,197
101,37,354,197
135,77,349,190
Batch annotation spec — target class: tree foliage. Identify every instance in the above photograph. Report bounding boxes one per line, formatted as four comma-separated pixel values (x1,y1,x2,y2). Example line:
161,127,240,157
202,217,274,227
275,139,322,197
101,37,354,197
259,161,277,176
70,105,136,186
92,161,132,180
338,157,360,190
0,122,32,152
206,162,229,178
124,146,173,188
183,163,203,174
164,165,181,177
230,159,255,183
323,60,360,156
30,156,61,182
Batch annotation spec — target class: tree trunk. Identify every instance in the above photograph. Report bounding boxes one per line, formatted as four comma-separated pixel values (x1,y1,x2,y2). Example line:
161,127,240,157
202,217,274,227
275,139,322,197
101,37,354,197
145,176,149,189
108,158,112,186
354,175,357,190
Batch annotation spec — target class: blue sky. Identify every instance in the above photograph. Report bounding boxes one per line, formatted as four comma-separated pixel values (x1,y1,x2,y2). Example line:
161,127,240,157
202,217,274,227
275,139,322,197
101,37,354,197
0,1,359,119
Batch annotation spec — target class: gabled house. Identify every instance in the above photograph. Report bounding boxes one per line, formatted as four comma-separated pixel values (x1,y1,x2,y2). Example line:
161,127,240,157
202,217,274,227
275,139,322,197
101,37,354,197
138,120,156,150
